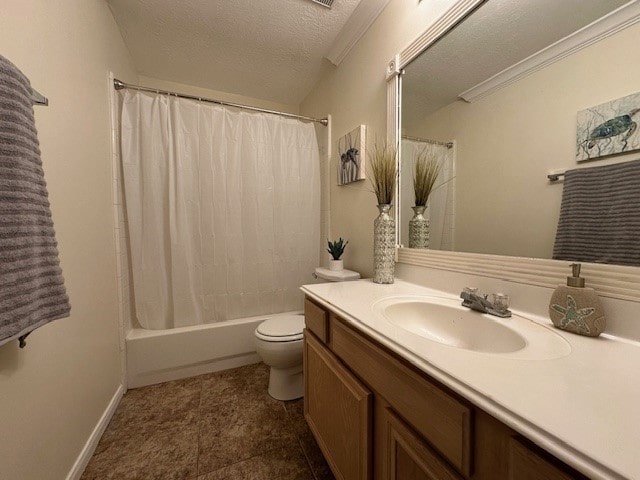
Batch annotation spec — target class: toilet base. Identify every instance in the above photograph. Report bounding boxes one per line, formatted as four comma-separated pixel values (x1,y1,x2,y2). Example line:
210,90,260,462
268,364,303,401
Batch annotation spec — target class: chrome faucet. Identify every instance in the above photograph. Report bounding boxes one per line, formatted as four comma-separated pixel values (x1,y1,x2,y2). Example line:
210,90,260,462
460,288,511,318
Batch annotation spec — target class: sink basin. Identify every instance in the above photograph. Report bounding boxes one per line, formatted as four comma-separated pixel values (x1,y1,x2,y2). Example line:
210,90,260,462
373,295,571,359
382,300,526,353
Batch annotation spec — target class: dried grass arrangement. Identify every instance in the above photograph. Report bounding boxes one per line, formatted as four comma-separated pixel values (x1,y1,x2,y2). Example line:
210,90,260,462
369,142,397,205
413,149,442,207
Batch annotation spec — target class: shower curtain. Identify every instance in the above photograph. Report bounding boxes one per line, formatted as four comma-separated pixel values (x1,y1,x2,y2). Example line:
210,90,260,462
401,139,455,250
120,90,320,330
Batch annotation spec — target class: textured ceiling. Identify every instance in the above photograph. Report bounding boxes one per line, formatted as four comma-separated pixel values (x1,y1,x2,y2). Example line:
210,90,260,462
107,0,361,105
402,0,629,129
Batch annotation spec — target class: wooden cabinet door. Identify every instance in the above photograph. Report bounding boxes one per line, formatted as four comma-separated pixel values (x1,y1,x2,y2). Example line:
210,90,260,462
304,330,372,480
383,408,462,480
331,315,473,476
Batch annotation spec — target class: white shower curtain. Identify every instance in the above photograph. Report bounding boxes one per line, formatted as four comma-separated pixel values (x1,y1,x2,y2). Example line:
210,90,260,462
120,91,320,329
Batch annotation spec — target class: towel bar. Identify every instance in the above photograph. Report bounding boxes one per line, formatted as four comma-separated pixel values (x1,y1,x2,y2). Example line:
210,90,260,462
31,88,48,106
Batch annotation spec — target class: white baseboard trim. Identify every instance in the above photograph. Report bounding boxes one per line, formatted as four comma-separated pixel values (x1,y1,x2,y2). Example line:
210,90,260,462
66,385,124,480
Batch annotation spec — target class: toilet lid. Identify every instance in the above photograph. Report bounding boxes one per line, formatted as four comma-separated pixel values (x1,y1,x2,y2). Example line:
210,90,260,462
256,315,305,338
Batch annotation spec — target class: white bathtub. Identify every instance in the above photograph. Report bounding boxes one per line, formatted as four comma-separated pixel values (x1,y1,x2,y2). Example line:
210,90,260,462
125,311,301,388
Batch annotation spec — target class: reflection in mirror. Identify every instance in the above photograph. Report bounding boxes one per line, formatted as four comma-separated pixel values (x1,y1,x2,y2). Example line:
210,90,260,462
400,137,454,249
399,0,639,265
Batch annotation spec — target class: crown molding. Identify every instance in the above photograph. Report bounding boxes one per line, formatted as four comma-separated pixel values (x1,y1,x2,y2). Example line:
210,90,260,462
459,0,640,102
326,0,391,66
394,0,484,69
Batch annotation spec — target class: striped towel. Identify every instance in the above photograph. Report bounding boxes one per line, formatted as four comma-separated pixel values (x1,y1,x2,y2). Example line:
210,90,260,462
553,160,640,266
0,55,70,347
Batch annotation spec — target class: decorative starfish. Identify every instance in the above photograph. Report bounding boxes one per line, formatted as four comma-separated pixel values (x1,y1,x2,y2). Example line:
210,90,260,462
551,295,595,335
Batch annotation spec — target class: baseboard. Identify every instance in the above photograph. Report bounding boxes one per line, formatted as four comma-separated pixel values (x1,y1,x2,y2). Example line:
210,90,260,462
66,385,124,480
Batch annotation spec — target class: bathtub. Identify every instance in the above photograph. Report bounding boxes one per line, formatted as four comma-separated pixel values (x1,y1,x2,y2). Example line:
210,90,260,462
125,311,301,388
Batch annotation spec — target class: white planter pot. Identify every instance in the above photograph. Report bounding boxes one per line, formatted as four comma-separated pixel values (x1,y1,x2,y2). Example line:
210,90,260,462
329,259,344,271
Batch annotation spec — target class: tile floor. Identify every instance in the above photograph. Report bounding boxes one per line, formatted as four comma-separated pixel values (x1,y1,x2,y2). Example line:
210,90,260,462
81,363,335,480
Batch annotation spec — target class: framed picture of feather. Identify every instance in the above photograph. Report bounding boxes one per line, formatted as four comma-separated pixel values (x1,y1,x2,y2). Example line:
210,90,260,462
576,92,640,162
337,125,366,185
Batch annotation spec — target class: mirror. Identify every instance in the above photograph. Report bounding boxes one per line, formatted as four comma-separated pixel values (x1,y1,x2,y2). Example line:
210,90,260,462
399,0,639,265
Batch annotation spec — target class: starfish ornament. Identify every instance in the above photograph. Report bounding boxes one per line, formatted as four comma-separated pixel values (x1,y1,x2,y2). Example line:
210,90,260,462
551,295,595,335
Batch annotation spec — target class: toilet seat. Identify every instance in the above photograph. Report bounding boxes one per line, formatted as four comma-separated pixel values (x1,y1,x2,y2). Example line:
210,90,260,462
255,315,305,342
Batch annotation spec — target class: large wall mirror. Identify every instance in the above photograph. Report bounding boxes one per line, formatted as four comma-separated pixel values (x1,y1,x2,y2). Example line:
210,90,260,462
396,0,640,268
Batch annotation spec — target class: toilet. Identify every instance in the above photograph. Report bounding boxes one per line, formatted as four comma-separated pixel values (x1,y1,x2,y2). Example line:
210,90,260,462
254,314,306,401
254,267,360,401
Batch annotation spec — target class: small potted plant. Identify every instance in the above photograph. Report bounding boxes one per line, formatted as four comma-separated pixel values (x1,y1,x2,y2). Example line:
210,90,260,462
410,150,442,249
327,237,349,271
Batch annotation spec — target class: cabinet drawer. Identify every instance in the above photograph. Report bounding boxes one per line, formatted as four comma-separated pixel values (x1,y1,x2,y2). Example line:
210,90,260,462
304,298,329,343
509,437,587,480
304,331,372,480
331,316,472,476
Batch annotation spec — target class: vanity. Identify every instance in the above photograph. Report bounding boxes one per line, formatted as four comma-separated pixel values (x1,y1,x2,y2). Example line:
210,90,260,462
301,278,640,480
299,1,640,478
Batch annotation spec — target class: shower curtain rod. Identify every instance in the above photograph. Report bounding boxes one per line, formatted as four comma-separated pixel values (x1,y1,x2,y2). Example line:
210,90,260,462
402,135,453,149
113,79,328,126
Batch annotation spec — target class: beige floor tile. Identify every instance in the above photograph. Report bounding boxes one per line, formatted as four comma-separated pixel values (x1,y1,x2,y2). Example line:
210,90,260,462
197,395,295,475
284,397,335,480
81,363,334,480
283,398,307,437
81,423,198,480
298,430,335,480
100,377,201,446
198,445,314,480
199,363,272,412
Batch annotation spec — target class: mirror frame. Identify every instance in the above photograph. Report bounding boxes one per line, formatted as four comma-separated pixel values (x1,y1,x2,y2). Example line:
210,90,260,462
387,0,640,302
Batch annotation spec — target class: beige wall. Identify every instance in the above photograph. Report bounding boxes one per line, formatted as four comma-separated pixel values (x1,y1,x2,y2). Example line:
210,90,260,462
0,1,137,479
300,0,458,277
408,22,640,259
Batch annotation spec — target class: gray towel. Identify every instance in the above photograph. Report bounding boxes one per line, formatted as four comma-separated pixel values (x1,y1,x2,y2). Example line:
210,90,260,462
553,160,640,266
0,55,70,347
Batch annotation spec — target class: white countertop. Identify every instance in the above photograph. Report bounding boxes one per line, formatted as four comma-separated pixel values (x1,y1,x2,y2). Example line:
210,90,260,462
301,279,640,480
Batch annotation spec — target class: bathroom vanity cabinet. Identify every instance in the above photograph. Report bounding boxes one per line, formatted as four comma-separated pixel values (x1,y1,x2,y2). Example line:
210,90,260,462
303,297,588,480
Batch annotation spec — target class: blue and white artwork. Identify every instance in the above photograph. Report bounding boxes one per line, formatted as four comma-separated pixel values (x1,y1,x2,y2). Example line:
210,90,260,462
576,92,640,162
337,125,366,185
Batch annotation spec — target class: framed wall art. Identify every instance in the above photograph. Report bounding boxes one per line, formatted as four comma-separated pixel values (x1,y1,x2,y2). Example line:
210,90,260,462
577,92,640,161
337,125,366,185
